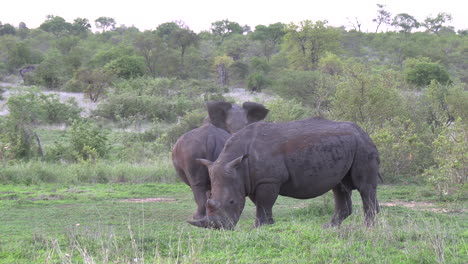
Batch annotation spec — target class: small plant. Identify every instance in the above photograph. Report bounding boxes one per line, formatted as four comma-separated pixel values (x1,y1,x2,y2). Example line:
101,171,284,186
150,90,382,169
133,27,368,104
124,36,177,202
69,119,109,162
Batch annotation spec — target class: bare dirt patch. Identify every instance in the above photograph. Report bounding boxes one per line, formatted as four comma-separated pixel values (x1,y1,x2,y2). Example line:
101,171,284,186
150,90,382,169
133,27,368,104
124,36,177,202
381,200,462,213
120,197,176,203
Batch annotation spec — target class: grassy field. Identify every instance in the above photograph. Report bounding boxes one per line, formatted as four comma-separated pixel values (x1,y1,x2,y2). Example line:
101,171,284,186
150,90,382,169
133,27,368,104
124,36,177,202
0,182,466,263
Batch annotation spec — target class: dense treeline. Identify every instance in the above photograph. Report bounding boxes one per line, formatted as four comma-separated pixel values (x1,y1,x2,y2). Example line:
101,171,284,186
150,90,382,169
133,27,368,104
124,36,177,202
0,9,466,198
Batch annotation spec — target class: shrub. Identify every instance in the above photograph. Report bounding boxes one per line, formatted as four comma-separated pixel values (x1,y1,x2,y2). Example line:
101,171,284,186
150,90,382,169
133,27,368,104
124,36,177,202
331,63,404,133
30,49,68,88
104,55,146,79
423,119,467,198
69,119,109,162
403,58,451,87
158,108,206,147
272,70,337,114
92,78,218,123
74,68,114,102
6,87,81,124
371,119,433,183
0,117,38,160
264,98,312,123
247,72,270,92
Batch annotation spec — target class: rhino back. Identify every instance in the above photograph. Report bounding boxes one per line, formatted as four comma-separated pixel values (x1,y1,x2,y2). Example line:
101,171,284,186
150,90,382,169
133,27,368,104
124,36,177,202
221,118,372,199
172,124,230,174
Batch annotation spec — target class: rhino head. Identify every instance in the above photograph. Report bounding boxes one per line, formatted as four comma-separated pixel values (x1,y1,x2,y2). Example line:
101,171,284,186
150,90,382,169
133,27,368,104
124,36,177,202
189,155,248,230
207,101,269,133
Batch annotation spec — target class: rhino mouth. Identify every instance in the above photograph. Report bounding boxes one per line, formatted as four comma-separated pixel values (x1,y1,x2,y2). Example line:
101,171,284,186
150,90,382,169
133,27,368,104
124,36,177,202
188,215,236,230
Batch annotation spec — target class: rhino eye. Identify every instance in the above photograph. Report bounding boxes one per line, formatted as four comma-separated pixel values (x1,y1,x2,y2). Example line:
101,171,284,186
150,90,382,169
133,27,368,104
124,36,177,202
229,200,235,205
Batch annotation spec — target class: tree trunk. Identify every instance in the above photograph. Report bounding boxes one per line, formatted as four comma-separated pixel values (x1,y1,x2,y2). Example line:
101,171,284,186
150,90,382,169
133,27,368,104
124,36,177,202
217,63,228,86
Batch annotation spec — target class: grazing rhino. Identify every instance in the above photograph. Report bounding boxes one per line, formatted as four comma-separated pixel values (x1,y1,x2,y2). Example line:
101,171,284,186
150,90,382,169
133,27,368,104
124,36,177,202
19,65,37,80
192,117,381,230
172,101,269,220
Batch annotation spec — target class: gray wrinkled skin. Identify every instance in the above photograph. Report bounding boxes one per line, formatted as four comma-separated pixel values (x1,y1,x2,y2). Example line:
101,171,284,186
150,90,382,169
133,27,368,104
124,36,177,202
172,101,268,220
192,117,381,230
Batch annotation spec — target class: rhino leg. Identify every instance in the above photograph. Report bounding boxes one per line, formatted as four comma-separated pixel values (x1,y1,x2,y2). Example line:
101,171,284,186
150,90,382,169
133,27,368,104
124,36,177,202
323,184,353,228
359,184,379,227
253,184,279,228
191,183,210,220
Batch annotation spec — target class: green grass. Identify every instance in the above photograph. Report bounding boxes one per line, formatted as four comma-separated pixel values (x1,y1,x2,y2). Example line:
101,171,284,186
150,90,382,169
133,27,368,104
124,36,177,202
0,159,176,185
0,184,466,263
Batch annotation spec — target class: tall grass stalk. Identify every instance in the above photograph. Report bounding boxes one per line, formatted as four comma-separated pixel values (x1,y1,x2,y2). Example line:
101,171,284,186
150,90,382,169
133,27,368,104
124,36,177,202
0,156,177,185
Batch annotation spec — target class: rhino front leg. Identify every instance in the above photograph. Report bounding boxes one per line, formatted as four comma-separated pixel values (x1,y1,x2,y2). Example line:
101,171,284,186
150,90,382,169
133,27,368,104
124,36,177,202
191,184,210,220
253,184,279,228
323,185,352,228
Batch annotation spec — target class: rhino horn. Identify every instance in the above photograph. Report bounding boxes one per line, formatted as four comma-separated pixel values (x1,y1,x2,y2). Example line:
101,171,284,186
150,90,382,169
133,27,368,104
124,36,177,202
196,158,213,167
188,217,209,228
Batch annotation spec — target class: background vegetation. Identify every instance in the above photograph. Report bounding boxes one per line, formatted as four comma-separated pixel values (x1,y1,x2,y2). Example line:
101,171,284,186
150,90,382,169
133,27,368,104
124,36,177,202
0,5,466,263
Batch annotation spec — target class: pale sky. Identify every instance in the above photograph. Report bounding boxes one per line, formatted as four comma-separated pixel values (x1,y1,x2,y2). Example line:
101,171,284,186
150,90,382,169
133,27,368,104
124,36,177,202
1,0,467,32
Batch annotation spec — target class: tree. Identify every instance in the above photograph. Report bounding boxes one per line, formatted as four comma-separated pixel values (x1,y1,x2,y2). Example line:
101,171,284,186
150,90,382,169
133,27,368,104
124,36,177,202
214,55,234,86
250,23,286,60
75,68,113,102
272,70,337,115
372,4,392,33
347,17,362,32
210,20,248,43
134,32,163,76
155,22,180,40
39,15,71,38
392,13,420,34
0,23,16,36
422,13,453,36
170,23,198,67
95,17,116,32
71,18,91,35
331,61,404,132
18,22,28,30
283,20,342,70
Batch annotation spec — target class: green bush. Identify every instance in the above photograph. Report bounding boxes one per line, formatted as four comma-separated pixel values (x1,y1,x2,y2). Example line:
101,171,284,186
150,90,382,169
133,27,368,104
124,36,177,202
264,98,312,123
423,119,467,198
371,119,433,183
0,117,38,160
69,119,109,162
158,108,206,147
104,55,146,79
272,70,337,114
29,49,68,88
404,58,451,87
331,63,404,133
247,72,270,92
92,78,220,123
6,88,81,124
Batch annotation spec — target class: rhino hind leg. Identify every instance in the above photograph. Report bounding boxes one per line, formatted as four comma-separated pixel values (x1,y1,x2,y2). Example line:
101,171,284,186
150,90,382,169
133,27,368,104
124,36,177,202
359,184,379,227
323,184,353,228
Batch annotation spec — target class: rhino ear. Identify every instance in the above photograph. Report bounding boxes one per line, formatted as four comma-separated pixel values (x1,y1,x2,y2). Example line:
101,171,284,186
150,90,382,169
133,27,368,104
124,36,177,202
196,158,213,167
207,101,232,130
242,102,269,123
226,154,249,170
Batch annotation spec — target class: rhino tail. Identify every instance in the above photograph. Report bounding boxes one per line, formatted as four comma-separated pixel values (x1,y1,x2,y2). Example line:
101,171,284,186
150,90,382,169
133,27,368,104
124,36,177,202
378,172,384,184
